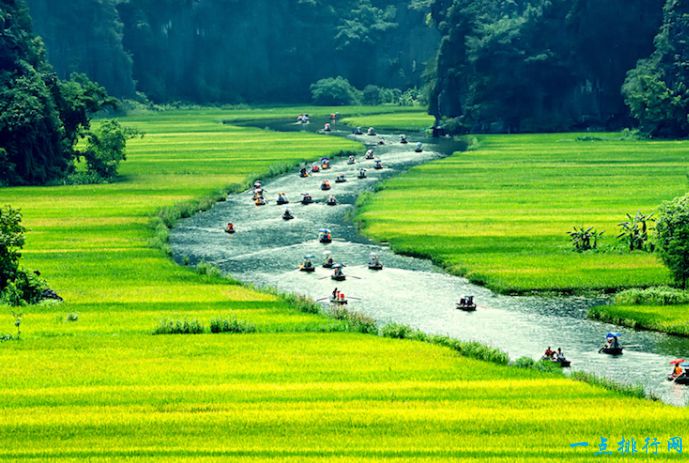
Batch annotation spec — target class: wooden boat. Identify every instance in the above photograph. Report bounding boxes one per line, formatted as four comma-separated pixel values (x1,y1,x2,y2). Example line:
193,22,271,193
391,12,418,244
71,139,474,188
331,274,346,281
368,262,383,270
282,212,294,221
320,181,331,191
335,176,347,183
299,264,315,273
599,346,624,356
669,375,689,385
330,297,348,305
456,296,476,312
542,356,571,368
276,196,289,205
301,194,314,205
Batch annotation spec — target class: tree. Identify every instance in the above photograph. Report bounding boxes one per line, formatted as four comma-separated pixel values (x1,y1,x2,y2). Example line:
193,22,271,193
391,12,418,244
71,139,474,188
623,0,689,137
0,0,118,185
656,194,689,288
310,77,361,106
0,206,25,292
81,120,141,180
0,205,47,306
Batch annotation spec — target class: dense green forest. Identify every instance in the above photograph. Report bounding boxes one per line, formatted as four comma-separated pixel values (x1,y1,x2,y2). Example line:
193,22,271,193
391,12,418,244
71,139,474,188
27,0,436,103
427,0,666,132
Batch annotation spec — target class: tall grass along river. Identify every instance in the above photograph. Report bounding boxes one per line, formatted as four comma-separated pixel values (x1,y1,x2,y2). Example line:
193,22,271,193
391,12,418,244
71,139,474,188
172,118,689,406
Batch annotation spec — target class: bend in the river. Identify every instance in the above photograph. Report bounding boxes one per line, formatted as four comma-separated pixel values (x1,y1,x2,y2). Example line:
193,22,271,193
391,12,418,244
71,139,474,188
170,116,689,406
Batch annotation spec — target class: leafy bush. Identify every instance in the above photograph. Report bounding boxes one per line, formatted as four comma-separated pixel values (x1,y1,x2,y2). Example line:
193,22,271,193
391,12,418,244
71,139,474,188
427,335,510,365
567,225,604,252
80,120,142,180
310,77,361,105
66,313,79,322
195,261,223,279
153,319,204,335
617,211,655,252
381,323,416,339
614,286,689,306
656,194,689,288
362,85,382,105
330,307,378,334
209,317,256,334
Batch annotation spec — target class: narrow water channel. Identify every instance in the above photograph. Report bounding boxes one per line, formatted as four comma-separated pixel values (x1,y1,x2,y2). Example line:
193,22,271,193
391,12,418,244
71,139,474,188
170,116,689,406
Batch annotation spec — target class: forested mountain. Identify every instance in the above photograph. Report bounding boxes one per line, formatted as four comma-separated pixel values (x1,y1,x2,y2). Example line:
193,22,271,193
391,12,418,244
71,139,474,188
428,0,665,132
623,0,689,137
17,0,689,134
26,0,436,102
0,0,115,185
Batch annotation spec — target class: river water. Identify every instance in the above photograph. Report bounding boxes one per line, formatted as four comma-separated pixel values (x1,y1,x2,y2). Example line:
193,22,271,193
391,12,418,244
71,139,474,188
170,117,689,406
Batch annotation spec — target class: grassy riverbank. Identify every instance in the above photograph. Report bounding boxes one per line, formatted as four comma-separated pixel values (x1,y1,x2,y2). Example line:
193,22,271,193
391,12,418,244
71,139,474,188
341,110,434,131
355,132,688,294
2,108,689,461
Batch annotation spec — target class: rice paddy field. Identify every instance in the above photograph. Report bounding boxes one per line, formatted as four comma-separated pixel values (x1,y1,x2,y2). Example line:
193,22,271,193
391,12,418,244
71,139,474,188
2,108,689,461
356,132,689,294
341,111,435,131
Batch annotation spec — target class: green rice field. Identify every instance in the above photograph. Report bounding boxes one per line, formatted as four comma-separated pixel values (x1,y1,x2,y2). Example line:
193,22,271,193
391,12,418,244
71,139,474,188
2,108,689,461
356,132,689,294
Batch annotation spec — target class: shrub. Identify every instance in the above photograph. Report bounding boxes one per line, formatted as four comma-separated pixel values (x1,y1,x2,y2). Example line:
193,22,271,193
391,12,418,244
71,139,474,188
209,317,256,334
310,77,361,106
381,323,416,339
80,120,142,180
614,286,689,305
153,319,204,335
567,226,604,252
195,261,223,279
66,313,79,322
656,194,689,287
427,335,510,365
617,211,655,252
362,85,382,105
331,307,378,334
279,292,321,314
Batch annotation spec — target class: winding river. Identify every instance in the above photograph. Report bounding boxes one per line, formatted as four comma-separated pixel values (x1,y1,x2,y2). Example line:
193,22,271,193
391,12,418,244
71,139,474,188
170,117,689,406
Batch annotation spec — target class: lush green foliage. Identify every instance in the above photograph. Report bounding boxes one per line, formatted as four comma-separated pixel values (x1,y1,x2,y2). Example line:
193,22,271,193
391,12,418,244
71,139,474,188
428,0,663,132
153,318,204,335
209,317,257,334
355,131,688,293
310,77,362,106
623,0,689,137
655,194,689,288
0,205,46,305
0,2,119,185
27,0,436,102
615,286,689,306
81,119,141,180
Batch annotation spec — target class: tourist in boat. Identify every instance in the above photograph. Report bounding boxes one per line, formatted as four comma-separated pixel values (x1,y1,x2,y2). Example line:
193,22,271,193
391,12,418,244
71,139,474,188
400,135,408,144
415,142,423,153
555,348,565,362
225,223,235,234
347,155,356,165
282,208,294,220
353,127,363,135
365,149,375,160
299,167,309,178
324,122,331,132
543,346,555,358
332,287,339,299
367,127,376,136
673,364,684,379
358,168,367,179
